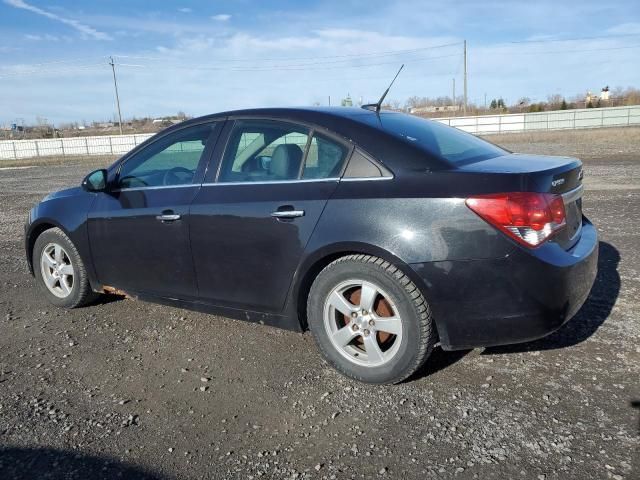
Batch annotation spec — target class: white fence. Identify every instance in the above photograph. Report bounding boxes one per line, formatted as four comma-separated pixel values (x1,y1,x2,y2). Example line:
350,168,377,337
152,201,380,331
1,105,640,161
435,105,640,134
0,133,154,161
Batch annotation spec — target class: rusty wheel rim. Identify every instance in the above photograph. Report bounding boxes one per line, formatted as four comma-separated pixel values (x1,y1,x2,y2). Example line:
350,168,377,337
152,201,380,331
323,279,403,367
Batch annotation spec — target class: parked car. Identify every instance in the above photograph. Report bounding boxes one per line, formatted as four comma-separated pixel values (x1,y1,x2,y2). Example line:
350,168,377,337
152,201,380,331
25,107,598,384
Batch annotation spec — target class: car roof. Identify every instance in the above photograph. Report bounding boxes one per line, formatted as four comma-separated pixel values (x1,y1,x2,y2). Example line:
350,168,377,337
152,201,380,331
185,106,387,124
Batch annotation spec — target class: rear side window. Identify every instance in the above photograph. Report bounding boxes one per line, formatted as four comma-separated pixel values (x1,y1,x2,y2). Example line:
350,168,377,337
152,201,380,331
301,134,349,179
343,149,391,178
218,121,349,182
218,120,310,183
365,113,507,165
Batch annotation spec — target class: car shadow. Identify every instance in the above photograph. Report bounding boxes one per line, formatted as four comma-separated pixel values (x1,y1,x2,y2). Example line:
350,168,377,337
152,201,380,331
631,400,640,435
90,293,126,306
0,446,171,480
408,347,472,382
483,241,620,354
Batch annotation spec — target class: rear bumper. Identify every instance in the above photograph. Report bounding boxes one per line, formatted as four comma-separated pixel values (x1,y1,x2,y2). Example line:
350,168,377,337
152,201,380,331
410,217,598,350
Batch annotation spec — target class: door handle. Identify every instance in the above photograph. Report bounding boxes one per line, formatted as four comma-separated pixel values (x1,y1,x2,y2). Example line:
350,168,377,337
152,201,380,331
156,213,181,222
270,210,305,219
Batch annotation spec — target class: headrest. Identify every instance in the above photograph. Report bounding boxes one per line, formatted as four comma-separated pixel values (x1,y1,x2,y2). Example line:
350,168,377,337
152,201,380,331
269,144,303,179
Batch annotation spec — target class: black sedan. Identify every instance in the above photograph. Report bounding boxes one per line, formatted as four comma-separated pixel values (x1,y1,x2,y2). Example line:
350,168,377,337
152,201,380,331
25,107,598,384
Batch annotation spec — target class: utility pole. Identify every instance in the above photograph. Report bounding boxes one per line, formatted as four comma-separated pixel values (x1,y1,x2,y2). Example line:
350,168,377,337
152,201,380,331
452,78,456,117
109,56,124,135
452,78,456,104
463,40,468,116
484,93,487,109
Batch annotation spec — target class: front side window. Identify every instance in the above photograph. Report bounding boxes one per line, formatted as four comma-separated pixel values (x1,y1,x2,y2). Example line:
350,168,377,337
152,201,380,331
218,120,310,183
118,124,214,188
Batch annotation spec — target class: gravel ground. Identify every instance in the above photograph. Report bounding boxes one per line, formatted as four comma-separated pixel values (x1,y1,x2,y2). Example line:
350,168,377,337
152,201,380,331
0,128,638,479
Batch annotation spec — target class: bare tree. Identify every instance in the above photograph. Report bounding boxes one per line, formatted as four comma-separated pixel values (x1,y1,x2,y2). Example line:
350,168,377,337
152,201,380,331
547,94,563,110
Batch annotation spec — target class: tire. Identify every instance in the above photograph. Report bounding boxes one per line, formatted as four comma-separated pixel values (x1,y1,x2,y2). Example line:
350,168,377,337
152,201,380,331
307,254,435,384
33,227,99,308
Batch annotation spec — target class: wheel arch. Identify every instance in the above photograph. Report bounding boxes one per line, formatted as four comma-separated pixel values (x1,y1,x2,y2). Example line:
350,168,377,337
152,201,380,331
26,219,69,275
291,242,438,334
26,219,97,293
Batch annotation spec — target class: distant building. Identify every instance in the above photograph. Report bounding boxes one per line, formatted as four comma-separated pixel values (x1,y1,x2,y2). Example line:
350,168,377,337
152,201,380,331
153,117,182,125
585,86,610,104
410,105,460,114
341,94,353,107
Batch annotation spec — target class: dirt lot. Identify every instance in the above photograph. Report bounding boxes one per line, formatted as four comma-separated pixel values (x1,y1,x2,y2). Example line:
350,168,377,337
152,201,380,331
0,127,638,479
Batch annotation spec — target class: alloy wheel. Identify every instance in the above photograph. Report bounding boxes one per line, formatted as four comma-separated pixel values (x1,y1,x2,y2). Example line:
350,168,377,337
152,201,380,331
323,279,403,367
40,243,74,298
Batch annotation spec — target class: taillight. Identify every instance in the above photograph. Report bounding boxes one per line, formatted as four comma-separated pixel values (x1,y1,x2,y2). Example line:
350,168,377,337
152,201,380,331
465,192,566,247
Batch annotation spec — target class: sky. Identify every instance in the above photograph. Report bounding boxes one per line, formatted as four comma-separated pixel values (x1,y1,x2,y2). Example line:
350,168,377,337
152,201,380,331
0,0,639,125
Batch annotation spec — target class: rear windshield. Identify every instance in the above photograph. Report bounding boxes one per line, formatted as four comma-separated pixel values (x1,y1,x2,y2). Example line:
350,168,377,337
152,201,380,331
362,113,507,165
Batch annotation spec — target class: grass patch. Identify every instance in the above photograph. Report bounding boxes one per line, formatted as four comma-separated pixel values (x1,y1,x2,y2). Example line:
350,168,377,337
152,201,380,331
481,126,640,145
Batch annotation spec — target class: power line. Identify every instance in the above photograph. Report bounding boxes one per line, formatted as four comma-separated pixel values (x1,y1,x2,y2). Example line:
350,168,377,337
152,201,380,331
114,52,461,73
0,42,463,76
2,39,637,78
509,32,640,44
0,52,460,78
1,56,105,67
0,63,106,78
113,41,464,64
504,44,640,55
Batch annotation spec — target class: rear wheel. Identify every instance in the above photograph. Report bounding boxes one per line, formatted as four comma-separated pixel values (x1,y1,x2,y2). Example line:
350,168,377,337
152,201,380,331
33,227,99,308
307,254,435,384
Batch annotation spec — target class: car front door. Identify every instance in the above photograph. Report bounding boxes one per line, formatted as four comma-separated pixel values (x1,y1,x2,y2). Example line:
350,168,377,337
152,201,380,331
87,122,222,299
189,119,351,312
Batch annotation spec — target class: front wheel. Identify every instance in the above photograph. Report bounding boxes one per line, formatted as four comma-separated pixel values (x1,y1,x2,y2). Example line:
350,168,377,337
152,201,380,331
33,227,99,308
307,254,436,384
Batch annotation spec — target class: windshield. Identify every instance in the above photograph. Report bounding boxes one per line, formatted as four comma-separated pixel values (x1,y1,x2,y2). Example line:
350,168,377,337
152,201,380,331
362,113,507,165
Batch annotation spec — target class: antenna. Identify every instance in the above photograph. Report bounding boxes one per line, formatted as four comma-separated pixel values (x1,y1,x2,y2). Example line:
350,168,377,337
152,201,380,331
362,64,404,113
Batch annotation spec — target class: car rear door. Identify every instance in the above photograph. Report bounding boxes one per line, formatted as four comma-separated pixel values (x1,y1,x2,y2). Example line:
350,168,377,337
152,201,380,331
189,118,351,313
87,121,223,299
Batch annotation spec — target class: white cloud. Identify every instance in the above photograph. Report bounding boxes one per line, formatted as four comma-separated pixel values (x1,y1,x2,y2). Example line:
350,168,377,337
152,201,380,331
83,14,223,35
606,22,640,35
3,0,111,40
24,33,61,41
211,14,231,21
178,7,192,13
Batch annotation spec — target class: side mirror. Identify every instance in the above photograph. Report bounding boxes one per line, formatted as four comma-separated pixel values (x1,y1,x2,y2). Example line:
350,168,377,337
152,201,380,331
81,169,108,192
